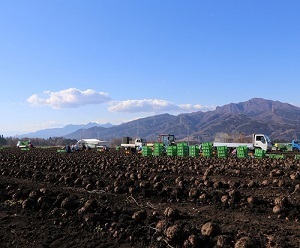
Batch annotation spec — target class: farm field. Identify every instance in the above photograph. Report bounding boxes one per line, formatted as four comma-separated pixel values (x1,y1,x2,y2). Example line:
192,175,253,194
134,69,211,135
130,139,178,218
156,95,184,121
0,148,300,247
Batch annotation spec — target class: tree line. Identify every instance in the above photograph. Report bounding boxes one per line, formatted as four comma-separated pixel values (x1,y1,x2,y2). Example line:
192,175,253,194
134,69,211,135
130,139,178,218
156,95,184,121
0,135,78,147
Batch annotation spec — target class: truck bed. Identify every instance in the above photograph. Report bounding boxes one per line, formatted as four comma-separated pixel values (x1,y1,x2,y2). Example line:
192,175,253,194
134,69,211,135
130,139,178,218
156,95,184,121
213,142,254,149
120,144,137,147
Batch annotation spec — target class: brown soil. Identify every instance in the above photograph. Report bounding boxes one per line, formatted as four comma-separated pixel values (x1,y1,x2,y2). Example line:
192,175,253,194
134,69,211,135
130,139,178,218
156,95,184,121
0,147,299,247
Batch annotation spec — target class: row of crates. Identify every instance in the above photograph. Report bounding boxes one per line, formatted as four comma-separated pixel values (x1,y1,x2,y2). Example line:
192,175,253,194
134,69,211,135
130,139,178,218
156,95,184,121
142,143,201,157
268,154,286,159
142,143,297,159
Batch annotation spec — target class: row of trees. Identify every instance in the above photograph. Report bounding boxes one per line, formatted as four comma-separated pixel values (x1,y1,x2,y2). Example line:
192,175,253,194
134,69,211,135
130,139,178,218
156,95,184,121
0,135,77,147
0,135,7,145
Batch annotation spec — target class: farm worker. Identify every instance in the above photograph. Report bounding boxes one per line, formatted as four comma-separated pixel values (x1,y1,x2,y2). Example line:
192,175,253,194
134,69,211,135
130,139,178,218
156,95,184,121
231,148,237,157
66,145,71,153
74,144,79,151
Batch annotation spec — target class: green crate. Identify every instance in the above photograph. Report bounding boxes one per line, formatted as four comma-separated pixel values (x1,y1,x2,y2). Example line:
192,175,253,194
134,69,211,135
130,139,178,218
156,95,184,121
202,150,213,157
217,151,228,158
57,149,67,153
217,146,228,158
254,149,265,158
189,145,199,151
189,146,200,157
142,146,152,151
236,146,248,158
268,154,278,159
177,142,188,147
177,151,188,157
203,152,212,158
217,146,227,151
154,143,164,147
167,151,177,156
167,145,177,151
167,146,177,156
202,142,212,148
189,152,199,156
294,154,300,160
142,152,152,157
237,146,248,152
153,151,164,156
267,154,286,159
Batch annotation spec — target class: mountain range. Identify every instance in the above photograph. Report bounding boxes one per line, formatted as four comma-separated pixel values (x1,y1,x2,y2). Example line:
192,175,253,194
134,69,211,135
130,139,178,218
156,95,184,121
21,98,300,142
18,122,114,139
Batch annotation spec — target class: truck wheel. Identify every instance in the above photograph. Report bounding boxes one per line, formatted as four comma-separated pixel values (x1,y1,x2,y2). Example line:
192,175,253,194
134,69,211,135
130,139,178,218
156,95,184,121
293,148,299,152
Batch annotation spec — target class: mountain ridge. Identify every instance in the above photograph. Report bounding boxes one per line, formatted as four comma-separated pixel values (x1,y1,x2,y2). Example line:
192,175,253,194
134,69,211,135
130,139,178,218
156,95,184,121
18,98,300,142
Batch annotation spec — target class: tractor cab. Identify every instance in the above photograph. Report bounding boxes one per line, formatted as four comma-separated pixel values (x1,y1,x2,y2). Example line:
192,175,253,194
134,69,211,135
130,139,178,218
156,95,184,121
158,134,176,147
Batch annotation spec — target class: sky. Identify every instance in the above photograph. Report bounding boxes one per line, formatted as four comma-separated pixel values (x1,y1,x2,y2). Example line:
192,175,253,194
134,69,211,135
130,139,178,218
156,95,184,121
1,0,300,136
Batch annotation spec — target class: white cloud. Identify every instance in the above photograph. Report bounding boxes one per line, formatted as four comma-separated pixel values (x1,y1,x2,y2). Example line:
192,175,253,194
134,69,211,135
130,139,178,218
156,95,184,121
108,99,215,113
27,88,111,109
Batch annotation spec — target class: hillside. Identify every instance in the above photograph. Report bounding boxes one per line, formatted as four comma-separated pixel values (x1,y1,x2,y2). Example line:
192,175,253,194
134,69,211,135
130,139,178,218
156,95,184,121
64,98,300,142
19,122,114,139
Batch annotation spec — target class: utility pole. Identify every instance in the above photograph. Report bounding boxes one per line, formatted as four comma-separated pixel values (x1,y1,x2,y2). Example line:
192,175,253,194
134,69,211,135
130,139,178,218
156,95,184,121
188,126,189,146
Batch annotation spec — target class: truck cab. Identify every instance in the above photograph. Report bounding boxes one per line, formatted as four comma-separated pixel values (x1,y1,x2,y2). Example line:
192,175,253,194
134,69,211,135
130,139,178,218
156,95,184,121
158,134,176,147
135,138,147,147
292,140,300,151
253,134,272,151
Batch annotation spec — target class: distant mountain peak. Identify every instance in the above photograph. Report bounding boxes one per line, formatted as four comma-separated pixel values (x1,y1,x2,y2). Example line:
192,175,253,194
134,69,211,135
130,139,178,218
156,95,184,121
17,98,300,142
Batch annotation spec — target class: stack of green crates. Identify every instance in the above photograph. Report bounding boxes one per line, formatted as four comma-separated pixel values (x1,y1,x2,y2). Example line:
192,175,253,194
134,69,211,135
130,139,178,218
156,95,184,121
189,145,200,157
142,146,152,156
167,145,177,156
177,142,189,157
202,142,213,158
254,149,265,158
217,146,228,158
153,143,165,156
237,146,248,158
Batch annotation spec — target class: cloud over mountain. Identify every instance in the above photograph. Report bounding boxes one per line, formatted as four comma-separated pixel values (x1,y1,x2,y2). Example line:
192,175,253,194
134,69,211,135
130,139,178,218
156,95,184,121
108,99,214,113
27,88,215,114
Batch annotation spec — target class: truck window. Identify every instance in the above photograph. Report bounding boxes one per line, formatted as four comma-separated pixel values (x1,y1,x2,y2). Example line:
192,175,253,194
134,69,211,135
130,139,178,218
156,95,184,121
256,136,265,143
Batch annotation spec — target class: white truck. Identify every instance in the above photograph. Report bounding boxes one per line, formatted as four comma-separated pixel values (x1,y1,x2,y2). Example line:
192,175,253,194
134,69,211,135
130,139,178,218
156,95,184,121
120,137,147,153
76,139,111,149
213,133,272,151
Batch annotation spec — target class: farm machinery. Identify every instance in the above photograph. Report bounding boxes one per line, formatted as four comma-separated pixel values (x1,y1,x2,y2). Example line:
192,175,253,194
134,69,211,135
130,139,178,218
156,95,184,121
120,137,147,154
274,140,300,152
17,140,34,150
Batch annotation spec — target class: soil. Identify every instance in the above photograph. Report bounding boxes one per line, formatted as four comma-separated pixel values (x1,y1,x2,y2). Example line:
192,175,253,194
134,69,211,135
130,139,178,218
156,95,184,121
0,147,299,248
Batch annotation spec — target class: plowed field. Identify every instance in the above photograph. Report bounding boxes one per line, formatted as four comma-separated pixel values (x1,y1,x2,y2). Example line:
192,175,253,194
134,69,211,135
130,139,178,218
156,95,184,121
0,148,299,247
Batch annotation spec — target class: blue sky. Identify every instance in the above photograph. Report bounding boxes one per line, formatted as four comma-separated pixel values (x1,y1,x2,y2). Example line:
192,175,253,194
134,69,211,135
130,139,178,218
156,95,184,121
1,0,300,136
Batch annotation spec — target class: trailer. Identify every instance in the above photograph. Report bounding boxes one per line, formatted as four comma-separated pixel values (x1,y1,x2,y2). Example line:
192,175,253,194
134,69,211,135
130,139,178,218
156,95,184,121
120,137,147,154
76,139,110,149
213,133,272,151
